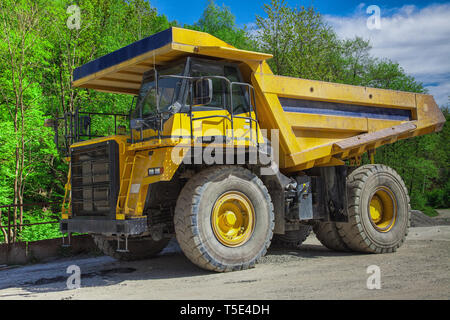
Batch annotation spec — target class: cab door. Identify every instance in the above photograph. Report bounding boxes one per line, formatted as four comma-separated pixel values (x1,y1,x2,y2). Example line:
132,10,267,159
229,82,259,147
190,75,232,144
188,60,260,148
225,66,259,148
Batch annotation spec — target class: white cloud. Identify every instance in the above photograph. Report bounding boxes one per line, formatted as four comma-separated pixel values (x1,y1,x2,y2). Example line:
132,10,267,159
325,3,450,107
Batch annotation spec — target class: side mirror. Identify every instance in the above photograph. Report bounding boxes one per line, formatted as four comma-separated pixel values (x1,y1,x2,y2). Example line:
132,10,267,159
193,79,213,106
130,119,145,130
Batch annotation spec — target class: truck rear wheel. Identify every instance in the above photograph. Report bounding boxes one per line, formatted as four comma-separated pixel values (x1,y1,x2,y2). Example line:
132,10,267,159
272,226,312,249
313,222,350,251
174,166,274,272
336,164,411,253
93,235,170,261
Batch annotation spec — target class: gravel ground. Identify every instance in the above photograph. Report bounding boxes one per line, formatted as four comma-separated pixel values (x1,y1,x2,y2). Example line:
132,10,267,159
0,225,449,300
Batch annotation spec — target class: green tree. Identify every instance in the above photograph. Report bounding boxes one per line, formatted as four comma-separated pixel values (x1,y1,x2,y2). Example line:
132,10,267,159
0,0,57,241
186,0,256,50
255,0,342,81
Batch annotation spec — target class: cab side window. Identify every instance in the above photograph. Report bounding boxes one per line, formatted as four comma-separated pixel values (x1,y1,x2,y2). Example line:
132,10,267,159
187,61,251,115
190,63,226,110
224,66,251,115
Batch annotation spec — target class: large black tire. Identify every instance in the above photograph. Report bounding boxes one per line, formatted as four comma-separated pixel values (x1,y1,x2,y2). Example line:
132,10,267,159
336,164,411,253
174,166,274,272
313,222,350,252
93,235,170,261
272,226,312,249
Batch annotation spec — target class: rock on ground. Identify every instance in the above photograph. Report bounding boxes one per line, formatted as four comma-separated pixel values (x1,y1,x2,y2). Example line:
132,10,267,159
411,210,438,227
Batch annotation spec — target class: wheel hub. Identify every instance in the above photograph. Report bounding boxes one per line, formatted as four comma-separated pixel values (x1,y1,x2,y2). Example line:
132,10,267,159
369,187,397,232
223,211,238,226
370,195,383,223
211,191,255,247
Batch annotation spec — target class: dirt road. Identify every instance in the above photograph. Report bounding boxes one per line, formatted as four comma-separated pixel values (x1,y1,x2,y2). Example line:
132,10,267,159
0,226,449,300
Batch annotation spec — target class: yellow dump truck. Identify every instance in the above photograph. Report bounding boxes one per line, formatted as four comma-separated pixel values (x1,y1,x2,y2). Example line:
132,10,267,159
59,27,445,272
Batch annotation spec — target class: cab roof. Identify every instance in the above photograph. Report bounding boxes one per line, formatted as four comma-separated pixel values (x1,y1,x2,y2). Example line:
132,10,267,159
72,27,273,95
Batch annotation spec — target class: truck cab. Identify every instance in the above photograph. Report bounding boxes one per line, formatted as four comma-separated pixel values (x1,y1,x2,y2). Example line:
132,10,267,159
129,57,260,146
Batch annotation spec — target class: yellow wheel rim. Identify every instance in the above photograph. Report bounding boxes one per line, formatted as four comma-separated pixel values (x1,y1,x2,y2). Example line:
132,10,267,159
211,191,255,247
369,187,397,232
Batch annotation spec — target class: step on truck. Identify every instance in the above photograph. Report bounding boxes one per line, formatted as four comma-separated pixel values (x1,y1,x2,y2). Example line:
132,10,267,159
56,27,445,272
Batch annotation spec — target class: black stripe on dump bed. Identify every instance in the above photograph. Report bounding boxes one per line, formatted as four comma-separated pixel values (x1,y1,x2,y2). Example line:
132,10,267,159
73,28,173,82
279,97,412,121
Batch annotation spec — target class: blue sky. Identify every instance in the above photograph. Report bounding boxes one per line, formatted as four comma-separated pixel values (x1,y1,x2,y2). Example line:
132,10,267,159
151,0,450,106
152,0,449,25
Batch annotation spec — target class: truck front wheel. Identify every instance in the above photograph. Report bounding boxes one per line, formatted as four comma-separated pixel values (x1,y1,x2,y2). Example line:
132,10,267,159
336,164,411,253
174,166,274,272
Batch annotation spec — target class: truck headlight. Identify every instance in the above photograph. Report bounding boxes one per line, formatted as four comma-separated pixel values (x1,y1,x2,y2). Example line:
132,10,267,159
148,167,164,176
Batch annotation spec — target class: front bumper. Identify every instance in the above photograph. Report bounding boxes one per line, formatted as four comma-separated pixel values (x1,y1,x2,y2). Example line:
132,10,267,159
60,218,148,236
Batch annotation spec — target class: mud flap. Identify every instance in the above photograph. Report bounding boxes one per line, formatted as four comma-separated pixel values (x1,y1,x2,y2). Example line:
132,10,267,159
312,166,349,223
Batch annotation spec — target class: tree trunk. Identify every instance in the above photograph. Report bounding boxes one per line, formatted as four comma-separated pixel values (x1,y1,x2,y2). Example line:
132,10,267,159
0,209,8,244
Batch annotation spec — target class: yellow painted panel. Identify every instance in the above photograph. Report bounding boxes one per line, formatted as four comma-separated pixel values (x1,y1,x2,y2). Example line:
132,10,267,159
141,146,189,185
255,73,417,110
119,146,188,216
286,112,369,132
124,153,149,215
172,27,234,49
415,94,446,131
250,76,302,165
294,129,357,151
286,112,404,134
88,79,141,90
195,46,273,61
285,144,335,170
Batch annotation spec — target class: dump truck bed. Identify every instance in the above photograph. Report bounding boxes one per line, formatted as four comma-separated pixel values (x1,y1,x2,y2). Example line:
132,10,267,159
73,27,446,173
251,72,446,171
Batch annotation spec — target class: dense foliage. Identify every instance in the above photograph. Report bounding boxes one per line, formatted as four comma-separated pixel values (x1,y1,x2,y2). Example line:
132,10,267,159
0,0,447,242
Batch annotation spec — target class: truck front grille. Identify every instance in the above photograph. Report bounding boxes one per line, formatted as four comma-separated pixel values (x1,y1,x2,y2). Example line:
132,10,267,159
71,141,119,218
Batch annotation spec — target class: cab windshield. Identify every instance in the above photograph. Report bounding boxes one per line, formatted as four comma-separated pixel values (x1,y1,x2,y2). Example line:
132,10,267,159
132,63,186,119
